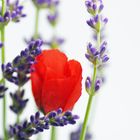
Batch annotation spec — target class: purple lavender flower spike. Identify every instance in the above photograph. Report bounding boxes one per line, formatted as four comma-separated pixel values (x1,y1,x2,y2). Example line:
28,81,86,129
1,39,43,86
10,90,29,114
0,0,26,25
84,0,109,96
85,5,109,66
8,109,79,139
9,1,26,23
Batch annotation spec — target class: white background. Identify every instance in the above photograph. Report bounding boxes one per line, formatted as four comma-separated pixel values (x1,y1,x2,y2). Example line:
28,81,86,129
0,0,140,140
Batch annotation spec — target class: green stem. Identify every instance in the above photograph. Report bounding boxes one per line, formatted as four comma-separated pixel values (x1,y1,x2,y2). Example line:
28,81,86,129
1,0,6,16
51,126,56,140
97,25,101,48
1,24,8,140
34,7,40,39
16,87,21,124
1,1,8,140
79,66,97,140
16,114,20,124
1,29,5,63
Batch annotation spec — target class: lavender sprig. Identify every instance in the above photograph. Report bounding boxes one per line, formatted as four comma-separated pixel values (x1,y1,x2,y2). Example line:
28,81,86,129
10,90,29,114
1,39,42,122
8,0,26,23
1,39,43,86
85,0,109,95
9,109,79,140
0,0,26,27
80,0,109,140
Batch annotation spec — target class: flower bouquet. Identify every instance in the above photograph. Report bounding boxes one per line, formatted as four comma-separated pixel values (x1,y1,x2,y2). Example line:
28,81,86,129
0,0,109,140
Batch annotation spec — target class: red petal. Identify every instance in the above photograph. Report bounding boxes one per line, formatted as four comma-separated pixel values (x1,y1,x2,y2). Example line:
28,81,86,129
35,50,68,79
31,72,42,109
42,60,82,113
64,60,82,111
42,77,75,113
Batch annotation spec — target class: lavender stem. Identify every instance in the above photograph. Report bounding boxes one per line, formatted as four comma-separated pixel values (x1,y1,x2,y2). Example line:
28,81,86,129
1,0,8,139
79,66,97,140
51,126,56,140
34,7,40,39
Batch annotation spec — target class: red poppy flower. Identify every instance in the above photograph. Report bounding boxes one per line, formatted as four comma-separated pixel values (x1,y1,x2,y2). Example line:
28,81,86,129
31,49,82,113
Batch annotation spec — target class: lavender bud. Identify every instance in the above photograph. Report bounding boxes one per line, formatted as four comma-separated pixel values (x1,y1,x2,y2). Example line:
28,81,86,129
85,1,92,8
92,4,97,11
47,12,58,26
85,54,91,60
99,4,104,12
0,84,8,98
103,17,108,24
102,55,109,63
100,41,107,56
85,76,92,93
0,42,3,48
94,15,99,23
87,18,95,28
95,78,102,92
